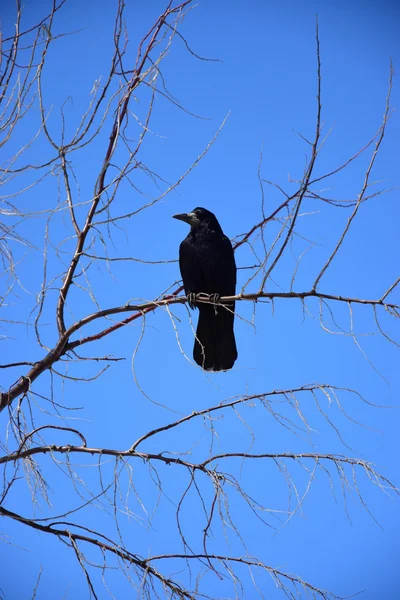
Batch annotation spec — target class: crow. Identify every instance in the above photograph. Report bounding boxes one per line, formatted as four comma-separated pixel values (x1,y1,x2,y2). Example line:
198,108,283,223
173,207,237,371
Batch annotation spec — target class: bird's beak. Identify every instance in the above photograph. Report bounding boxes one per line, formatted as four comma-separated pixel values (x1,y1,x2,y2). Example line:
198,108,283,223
173,212,195,225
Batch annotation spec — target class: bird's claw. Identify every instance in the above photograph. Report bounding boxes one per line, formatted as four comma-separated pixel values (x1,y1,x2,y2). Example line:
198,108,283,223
209,293,220,315
209,293,220,305
187,292,197,310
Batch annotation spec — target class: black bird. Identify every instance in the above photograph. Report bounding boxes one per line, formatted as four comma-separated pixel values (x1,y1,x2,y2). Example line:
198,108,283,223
173,207,237,371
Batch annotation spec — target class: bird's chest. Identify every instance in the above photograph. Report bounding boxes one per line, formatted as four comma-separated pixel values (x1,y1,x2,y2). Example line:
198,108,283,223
190,231,222,267
180,231,226,294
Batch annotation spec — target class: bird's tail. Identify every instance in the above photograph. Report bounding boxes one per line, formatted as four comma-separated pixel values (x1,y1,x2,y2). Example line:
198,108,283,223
194,303,237,371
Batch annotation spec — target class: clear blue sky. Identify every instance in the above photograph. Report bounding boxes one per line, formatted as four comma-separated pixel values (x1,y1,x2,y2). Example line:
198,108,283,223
1,0,399,599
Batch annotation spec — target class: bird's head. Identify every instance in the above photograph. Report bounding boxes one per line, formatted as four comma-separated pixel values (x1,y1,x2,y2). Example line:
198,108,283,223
173,207,222,232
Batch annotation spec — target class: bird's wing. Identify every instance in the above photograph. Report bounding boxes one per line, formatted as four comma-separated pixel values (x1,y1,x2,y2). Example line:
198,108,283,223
204,234,236,296
218,234,237,291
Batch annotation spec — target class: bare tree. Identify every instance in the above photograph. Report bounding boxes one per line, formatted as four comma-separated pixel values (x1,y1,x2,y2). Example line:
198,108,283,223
0,2,398,599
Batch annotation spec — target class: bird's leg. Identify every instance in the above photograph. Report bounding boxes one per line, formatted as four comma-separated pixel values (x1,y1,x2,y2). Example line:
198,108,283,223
209,293,220,315
209,293,220,304
187,292,197,310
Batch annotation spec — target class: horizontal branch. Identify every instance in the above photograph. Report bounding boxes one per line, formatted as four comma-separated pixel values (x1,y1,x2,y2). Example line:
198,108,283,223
0,442,393,490
68,288,400,339
1,286,398,412
63,286,399,351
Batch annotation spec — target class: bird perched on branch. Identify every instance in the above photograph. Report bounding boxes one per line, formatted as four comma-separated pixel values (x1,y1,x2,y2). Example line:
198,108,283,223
173,207,237,371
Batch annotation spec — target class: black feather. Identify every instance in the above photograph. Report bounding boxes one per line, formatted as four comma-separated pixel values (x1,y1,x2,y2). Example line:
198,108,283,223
174,207,237,371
